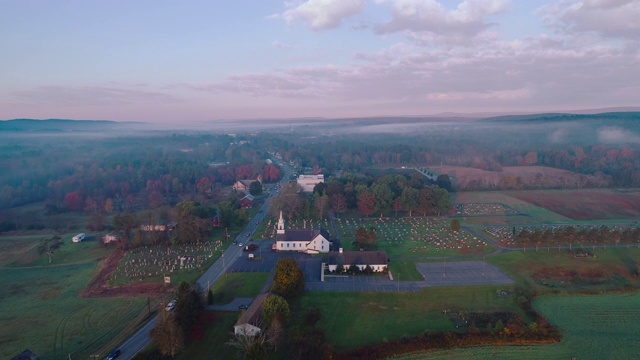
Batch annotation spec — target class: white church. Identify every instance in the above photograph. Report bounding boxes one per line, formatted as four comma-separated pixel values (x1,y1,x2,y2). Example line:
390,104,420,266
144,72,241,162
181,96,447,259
274,211,331,254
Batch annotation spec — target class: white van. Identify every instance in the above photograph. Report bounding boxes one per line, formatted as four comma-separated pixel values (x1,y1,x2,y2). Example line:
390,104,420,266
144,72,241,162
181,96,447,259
72,233,85,243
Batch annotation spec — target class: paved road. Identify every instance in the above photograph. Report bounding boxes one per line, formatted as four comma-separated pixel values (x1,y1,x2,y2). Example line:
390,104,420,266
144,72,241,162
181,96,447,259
116,163,293,360
207,297,254,311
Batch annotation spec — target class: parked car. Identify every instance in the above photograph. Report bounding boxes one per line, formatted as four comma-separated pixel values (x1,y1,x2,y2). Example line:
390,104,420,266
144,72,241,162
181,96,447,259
106,349,121,360
244,244,258,252
165,300,176,311
238,304,248,310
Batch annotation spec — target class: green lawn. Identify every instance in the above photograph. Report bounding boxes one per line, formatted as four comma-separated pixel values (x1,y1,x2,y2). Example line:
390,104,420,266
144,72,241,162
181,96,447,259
209,272,270,304
393,292,640,360
388,260,424,281
177,311,239,360
487,248,640,293
0,262,148,359
293,286,521,351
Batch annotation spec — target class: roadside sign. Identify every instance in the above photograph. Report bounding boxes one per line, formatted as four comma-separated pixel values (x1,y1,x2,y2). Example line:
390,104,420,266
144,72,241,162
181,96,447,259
164,276,171,284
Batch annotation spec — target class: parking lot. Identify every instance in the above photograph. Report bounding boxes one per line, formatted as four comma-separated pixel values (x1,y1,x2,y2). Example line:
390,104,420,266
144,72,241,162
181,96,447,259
226,241,513,293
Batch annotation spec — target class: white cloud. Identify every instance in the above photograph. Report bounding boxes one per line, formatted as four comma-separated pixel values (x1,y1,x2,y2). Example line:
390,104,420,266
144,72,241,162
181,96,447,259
540,0,640,39
12,86,179,106
375,0,509,37
279,0,366,30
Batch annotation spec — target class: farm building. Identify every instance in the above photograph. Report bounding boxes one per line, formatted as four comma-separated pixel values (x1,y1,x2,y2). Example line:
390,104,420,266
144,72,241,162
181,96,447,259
326,249,388,273
296,174,324,192
234,293,268,336
233,175,262,193
274,211,330,254
239,194,255,209
102,233,120,244
140,221,177,232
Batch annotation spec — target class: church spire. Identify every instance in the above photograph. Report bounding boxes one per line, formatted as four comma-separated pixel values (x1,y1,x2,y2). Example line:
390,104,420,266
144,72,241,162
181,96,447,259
277,210,285,234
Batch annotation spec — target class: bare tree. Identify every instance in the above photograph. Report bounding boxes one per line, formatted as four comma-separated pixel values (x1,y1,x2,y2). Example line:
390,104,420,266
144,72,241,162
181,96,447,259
37,235,64,263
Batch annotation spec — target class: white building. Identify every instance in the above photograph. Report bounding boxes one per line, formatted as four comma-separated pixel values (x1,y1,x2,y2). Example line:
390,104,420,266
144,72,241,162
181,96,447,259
274,211,330,254
326,249,388,273
234,293,268,336
296,174,324,192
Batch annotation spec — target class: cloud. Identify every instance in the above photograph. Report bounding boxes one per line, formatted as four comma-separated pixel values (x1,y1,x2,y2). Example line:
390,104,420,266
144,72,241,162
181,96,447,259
540,0,640,39
12,86,179,107
271,40,295,49
375,0,509,37
278,0,366,30
424,88,532,101
597,127,640,143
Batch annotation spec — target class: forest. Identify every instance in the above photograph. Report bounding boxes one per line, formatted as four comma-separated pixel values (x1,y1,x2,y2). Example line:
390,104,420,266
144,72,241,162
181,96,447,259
1,112,640,235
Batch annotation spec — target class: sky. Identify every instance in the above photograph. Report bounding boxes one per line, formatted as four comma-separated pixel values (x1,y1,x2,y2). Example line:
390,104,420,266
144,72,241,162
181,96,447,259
1,0,639,123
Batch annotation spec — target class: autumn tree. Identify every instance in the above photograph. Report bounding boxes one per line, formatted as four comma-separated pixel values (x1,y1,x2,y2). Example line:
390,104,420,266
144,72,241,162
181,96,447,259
357,192,376,217
355,227,376,248
64,191,84,211
272,258,305,299
314,194,329,220
151,311,184,358
330,194,347,216
37,235,64,263
112,211,139,248
104,198,114,213
261,294,290,328
451,219,461,232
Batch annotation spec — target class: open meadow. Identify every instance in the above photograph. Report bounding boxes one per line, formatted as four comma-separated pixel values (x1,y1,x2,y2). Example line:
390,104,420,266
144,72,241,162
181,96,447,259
0,262,150,359
393,292,640,360
292,286,521,351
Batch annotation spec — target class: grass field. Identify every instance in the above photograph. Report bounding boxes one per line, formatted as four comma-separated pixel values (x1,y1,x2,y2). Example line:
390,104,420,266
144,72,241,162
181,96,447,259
0,262,149,359
208,272,270,304
335,217,493,258
176,311,239,360
388,260,424,281
393,292,640,360
293,286,520,351
488,249,640,293
453,191,574,223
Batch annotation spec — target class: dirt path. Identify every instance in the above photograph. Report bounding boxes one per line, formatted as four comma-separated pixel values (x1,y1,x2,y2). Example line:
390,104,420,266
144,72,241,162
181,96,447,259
80,249,170,298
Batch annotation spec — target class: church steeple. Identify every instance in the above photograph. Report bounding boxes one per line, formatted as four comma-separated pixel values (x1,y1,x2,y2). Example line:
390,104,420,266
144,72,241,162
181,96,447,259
277,211,285,234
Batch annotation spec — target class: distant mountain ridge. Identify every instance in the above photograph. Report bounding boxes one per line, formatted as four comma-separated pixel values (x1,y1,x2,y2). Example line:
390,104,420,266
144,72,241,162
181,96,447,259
0,119,131,132
480,112,640,123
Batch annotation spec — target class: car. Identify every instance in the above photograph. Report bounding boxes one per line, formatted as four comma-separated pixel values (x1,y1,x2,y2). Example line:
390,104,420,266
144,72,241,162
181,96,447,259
246,233,250,237
106,349,121,360
165,300,176,311
238,243,243,247
238,304,248,310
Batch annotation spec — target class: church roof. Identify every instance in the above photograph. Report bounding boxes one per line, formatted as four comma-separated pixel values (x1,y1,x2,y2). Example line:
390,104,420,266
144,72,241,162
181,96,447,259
326,251,388,266
276,228,330,243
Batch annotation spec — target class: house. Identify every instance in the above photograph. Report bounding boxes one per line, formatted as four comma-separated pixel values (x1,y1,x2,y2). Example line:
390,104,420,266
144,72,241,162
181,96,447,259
239,194,255,209
326,249,388,273
234,293,269,336
233,175,262,193
140,221,177,232
102,233,120,244
296,174,324,192
274,211,330,254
